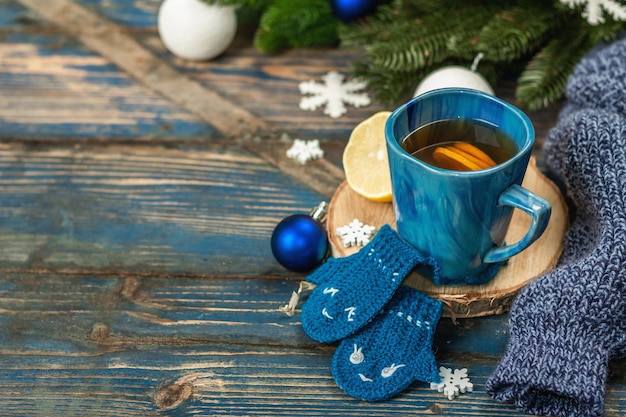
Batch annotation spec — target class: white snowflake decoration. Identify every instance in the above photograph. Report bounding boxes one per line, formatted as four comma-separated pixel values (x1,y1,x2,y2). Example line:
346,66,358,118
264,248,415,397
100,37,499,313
559,0,626,25
286,139,324,164
299,71,371,119
336,219,376,248
430,367,473,400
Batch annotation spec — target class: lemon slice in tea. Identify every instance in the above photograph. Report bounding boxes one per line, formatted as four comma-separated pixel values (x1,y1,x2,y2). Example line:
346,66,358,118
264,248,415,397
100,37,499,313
432,142,497,171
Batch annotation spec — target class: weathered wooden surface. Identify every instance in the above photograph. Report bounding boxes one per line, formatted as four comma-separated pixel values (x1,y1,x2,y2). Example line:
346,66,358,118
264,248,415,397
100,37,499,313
0,1,623,416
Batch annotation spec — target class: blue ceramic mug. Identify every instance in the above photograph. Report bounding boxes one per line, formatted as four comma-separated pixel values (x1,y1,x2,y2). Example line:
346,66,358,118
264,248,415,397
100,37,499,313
385,88,551,285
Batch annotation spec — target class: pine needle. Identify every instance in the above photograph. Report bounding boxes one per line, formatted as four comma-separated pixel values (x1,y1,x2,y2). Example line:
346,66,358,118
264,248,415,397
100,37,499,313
515,23,591,111
477,4,568,63
253,0,339,53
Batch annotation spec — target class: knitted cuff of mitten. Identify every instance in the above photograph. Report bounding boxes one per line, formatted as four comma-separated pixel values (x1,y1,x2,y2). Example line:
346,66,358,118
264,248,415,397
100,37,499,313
306,224,435,286
486,328,610,417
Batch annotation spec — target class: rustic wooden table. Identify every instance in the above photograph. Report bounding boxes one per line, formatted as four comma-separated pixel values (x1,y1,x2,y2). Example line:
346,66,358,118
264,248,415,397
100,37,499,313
0,1,624,416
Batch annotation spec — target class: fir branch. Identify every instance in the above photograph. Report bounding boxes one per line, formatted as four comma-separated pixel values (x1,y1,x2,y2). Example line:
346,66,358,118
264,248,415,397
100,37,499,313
342,3,499,72
366,29,456,71
476,4,569,63
516,14,625,110
586,16,626,44
515,23,592,111
202,0,626,111
350,62,430,104
339,4,405,48
253,0,339,53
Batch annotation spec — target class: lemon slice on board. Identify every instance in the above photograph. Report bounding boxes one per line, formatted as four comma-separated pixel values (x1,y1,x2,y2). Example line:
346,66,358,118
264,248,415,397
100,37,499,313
342,111,393,202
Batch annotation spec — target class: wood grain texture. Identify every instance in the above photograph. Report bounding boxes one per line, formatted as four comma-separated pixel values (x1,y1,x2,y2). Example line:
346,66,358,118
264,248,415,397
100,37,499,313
76,0,160,28
2,348,621,417
0,0,38,28
7,0,349,197
0,272,623,416
15,0,269,138
0,143,326,275
0,347,558,416
148,38,392,140
0,273,510,355
0,33,217,140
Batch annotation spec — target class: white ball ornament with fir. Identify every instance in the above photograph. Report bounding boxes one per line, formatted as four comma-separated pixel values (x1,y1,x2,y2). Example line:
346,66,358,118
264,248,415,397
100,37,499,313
158,0,237,61
414,54,494,97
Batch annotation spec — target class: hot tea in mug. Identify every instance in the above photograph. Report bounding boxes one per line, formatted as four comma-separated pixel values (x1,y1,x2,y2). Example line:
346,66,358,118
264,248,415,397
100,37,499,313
400,119,519,171
385,88,552,284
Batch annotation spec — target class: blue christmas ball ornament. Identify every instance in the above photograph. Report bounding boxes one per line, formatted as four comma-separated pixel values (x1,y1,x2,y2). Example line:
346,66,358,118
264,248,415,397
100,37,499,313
271,203,329,272
331,0,377,22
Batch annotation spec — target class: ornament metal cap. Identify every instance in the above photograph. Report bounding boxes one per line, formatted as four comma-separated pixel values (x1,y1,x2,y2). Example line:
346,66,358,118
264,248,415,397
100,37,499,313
309,201,328,222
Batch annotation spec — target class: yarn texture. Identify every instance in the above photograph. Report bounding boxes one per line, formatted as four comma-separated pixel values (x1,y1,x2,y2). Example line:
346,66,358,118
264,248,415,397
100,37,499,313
486,37,626,417
301,224,439,343
331,285,442,402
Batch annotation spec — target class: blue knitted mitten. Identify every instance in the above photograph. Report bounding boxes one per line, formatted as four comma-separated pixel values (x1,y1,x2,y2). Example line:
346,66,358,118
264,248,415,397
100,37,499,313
306,255,356,286
486,110,626,417
301,224,439,343
331,286,442,402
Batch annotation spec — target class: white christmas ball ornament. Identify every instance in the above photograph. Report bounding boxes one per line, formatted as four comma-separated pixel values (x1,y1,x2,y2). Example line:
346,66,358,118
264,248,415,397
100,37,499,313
413,66,494,97
158,0,237,61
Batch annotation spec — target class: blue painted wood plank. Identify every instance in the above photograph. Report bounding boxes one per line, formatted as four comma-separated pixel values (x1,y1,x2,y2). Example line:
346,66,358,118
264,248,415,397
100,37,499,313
0,0,42,28
0,32,219,140
2,0,157,29
0,342,623,416
76,0,159,28
0,144,325,275
0,271,623,416
0,271,594,362
0,271,507,358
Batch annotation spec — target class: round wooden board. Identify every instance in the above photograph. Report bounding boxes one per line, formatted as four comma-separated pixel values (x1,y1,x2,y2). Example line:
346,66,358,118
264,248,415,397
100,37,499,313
327,157,569,318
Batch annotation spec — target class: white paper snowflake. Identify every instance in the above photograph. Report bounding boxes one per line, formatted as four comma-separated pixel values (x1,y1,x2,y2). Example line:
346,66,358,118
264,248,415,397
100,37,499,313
430,367,473,400
299,71,371,119
559,0,626,25
336,219,376,248
286,139,324,164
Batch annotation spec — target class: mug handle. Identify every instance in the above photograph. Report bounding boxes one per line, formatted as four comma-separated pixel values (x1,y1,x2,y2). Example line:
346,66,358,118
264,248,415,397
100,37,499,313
482,184,552,264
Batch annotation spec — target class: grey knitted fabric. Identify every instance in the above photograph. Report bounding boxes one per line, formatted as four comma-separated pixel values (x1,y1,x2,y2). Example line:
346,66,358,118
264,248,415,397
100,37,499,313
486,37,626,417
